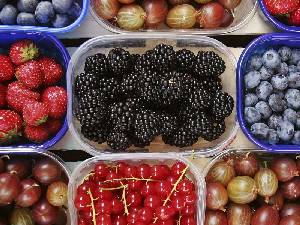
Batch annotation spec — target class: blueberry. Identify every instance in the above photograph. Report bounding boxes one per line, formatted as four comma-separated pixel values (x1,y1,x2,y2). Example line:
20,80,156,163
245,93,258,107
35,1,54,24
16,12,37,25
52,13,69,27
297,61,300,71
249,55,263,70
292,131,300,144
255,101,272,119
259,66,273,80
17,0,38,13
256,81,273,101
244,71,261,89
268,93,287,112
251,123,269,140
0,4,17,24
262,49,281,69
283,108,297,124
278,46,292,62
296,111,300,129
244,107,262,124
271,74,288,90
268,114,283,129
287,72,300,88
0,0,6,11
289,65,298,73
277,120,295,141
268,129,279,144
52,0,72,13
67,2,81,20
285,89,300,110
277,62,289,75
289,49,300,65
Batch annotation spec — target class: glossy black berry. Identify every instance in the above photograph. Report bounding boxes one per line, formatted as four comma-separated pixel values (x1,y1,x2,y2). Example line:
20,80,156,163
107,127,131,151
153,44,176,73
75,73,99,98
176,49,195,73
84,53,110,77
108,48,132,76
211,91,234,120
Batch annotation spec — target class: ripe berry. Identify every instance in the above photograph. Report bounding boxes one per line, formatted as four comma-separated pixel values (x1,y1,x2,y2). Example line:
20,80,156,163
137,163,151,178
141,183,157,196
42,86,67,119
171,161,187,177
94,186,113,201
95,199,113,214
127,210,139,224
151,165,170,179
128,180,143,191
44,118,62,135
172,195,185,211
126,191,142,207
74,193,91,212
96,214,111,225
177,179,195,194
155,181,172,197
181,204,196,216
111,198,124,214
138,207,154,223
124,165,138,177
181,215,197,225
0,55,14,82
112,215,127,225
144,195,161,209
77,181,96,195
105,171,121,187
155,205,176,221
95,163,109,178
24,125,49,143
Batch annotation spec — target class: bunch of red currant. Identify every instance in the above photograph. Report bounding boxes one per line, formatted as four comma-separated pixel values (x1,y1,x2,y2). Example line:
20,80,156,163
74,160,198,225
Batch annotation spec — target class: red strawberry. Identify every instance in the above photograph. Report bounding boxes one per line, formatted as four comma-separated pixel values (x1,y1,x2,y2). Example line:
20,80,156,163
289,7,300,25
0,84,7,108
0,110,22,144
9,40,39,66
0,55,15,82
39,57,63,85
7,81,40,112
16,60,43,89
23,101,49,126
264,0,299,15
42,86,67,119
24,125,49,143
45,118,62,135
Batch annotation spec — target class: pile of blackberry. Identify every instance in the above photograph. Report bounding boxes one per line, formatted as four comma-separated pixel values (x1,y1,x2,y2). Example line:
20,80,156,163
74,44,234,151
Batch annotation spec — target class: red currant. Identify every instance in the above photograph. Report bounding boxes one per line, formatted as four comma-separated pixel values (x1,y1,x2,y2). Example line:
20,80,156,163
166,176,177,186
129,222,144,225
112,214,127,225
157,219,174,225
94,186,113,200
129,206,142,213
111,198,124,214
95,163,109,178
172,195,185,211
155,180,172,197
156,205,176,221
106,171,121,187
138,207,154,223
77,181,96,195
126,191,142,207
116,162,128,175
144,195,161,209
74,193,91,211
171,161,187,178
95,199,113,214
96,214,112,225
124,165,138,177
181,215,197,225
78,217,92,225
141,182,157,196
127,211,139,224
181,204,196,216
137,164,152,178
127,180,143,191
79,209,93,219
177,179,195,194
183,193,197,205
151,165,170,180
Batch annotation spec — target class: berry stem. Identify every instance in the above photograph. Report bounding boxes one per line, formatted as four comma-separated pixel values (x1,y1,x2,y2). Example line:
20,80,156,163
83,172,95,182
177,214,182,225
100,185,128,191
163,165,189,206
87,189,97,225
103,177,156,183
121,183,129,216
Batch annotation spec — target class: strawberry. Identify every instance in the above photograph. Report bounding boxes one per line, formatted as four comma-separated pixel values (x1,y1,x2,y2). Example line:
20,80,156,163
24,125,49,143
0,84,7,108
16,60,43,90
42,86,67,119
9,40,39,66
0,55,15,82
264,0,299,15
23,101,49,126
44,118,62,135
0,110,22,144
7,81,40,112
39,57,63,85
289,7,300,25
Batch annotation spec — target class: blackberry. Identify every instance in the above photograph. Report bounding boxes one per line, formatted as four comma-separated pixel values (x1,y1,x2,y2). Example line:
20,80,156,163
131,54,140,65
201,120,226,141
186,83,211,110
130,134,151,148
120,72,139,97
194,51,226,77
176,49,195,73
201,77,223,94
138,70,161,104
81,124,109,144
211,91,234,120
159,113,178,136
84,53,110,77
162,128,199,147
153,44,176,73
135,50,156,72
108,48,132,76
74,73,99,98
99,77,120,99
107,127,131,151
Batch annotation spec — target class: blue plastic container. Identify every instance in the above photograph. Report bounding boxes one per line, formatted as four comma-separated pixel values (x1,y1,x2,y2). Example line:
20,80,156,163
237,33,300,152
0,0,89,34
0,31,69,150
258,0,300,33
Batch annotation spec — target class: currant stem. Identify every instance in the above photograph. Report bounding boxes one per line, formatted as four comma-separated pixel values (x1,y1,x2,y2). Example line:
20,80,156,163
87,189,97,225
103,177,156,183
83,172,95,182
177,214,182,225
163,165,189,206
121,182,129,216
100,185,128,191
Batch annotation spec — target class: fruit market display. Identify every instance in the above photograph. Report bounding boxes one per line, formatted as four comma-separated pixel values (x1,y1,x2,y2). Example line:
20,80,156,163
0,39,67,145
263,0,300,26
205,152,300,225
74,160,198,225
243,46,300,145
92,0,241,31
0,0,82,27
0,154,68,225
74,43,234,151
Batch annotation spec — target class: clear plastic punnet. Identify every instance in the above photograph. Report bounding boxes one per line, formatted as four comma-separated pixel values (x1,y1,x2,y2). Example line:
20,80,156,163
67,34,239,156
68,152,206,225
90,0,257,35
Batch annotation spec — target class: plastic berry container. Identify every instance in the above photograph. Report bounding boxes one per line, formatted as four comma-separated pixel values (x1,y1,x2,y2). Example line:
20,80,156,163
0,0,89,34
90,0,257,35
68,152,205,225
237,33,300,152
0,148,71,224
0,31,69,151
258,0,300,33
67,33,239,156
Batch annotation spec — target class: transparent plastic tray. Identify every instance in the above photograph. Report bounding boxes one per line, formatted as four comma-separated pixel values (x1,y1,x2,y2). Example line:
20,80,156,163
67,34,239,156
90,0,257,34
68,152,205,225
